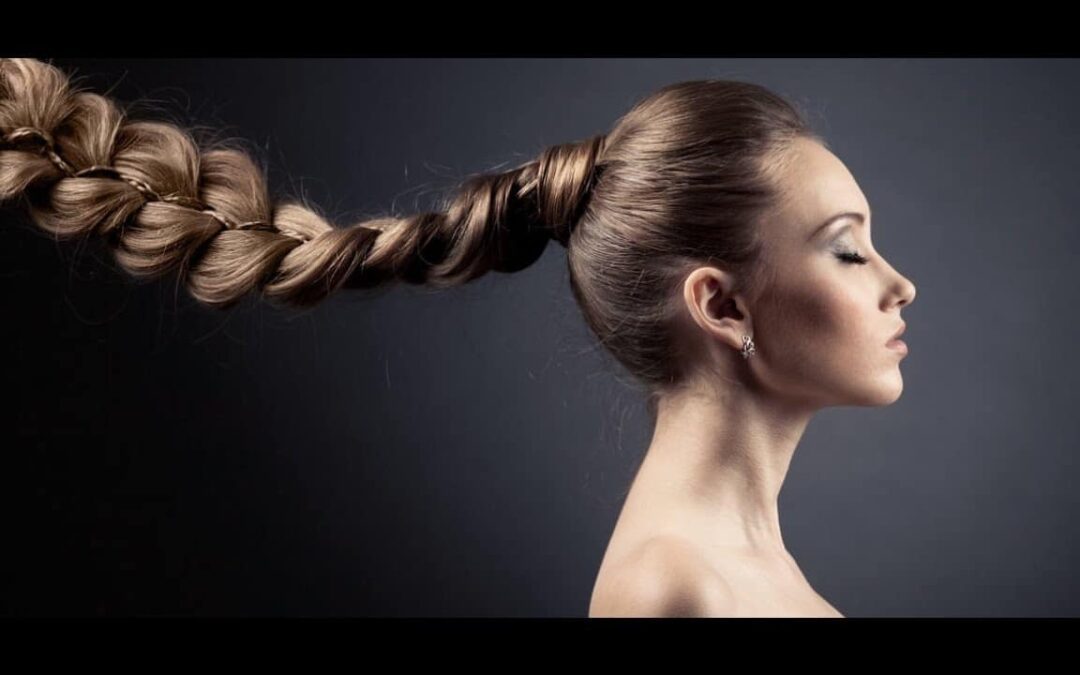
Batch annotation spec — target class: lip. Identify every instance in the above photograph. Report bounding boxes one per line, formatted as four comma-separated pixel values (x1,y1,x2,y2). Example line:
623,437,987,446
886,338,908,355
887,321,906,344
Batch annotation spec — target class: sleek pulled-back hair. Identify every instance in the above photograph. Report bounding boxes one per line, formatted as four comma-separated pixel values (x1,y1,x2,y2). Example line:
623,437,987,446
0,58,823,416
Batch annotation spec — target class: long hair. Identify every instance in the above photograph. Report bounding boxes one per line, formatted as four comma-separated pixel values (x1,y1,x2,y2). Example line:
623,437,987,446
0,58,822,418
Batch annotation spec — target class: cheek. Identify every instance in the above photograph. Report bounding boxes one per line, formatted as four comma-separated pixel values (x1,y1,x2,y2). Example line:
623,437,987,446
759,275,879,383
766,279,858,349
754,260,895,403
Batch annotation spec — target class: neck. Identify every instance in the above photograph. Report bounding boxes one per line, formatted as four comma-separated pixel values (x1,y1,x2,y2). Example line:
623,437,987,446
627,382,815,559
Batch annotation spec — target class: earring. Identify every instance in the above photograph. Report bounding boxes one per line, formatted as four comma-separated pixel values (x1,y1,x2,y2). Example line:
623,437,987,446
741,334,756,360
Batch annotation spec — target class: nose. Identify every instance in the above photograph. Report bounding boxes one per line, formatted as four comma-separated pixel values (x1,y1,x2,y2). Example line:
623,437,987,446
896,275,916,307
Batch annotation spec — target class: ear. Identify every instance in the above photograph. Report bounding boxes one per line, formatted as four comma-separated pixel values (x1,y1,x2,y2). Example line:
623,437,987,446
681,266,752,356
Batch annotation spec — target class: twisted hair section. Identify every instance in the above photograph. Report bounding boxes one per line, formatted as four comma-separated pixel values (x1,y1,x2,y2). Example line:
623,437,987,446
0,58,596,310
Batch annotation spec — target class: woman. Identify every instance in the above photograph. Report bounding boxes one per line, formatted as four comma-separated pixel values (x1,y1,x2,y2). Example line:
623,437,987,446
0,58,915,617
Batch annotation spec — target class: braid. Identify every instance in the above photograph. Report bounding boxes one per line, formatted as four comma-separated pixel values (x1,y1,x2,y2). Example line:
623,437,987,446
0,58,586,311
5,125,297,236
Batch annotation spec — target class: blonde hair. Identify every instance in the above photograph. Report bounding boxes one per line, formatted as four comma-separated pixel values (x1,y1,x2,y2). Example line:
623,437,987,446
0,58,821,414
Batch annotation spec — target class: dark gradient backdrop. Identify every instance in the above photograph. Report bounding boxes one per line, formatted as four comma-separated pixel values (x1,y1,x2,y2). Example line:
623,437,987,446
3,58,1078,617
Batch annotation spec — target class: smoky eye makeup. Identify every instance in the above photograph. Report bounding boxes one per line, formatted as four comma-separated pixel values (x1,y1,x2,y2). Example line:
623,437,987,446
833,248,869,265
829,235,869,265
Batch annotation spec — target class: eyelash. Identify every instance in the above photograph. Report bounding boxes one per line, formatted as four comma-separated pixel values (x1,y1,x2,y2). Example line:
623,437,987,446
834,248,869,265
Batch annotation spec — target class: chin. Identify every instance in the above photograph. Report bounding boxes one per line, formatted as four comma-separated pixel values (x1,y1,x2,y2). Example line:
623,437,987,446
871,375,904,406
881,387,904,405
840,373,904,407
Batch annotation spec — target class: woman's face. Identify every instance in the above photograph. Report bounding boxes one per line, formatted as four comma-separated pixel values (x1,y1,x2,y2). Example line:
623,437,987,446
749,137,917,408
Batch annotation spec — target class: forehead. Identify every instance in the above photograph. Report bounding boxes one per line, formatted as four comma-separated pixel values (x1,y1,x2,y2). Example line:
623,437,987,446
764,137,869,240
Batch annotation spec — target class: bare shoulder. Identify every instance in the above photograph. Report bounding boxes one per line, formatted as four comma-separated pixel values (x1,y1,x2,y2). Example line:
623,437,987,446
589,535,737,618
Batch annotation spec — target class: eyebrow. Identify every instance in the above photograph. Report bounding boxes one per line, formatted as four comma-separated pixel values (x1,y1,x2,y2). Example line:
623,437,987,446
808,211,868,241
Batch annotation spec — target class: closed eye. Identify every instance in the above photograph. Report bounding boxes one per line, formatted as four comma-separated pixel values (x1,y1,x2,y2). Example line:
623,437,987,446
835,249,868,265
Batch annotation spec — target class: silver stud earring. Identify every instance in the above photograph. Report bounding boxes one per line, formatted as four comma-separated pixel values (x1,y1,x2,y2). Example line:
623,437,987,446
741,334,756,360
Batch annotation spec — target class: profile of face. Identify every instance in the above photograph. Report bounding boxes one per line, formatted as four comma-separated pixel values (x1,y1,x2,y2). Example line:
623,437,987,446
687,137,918,409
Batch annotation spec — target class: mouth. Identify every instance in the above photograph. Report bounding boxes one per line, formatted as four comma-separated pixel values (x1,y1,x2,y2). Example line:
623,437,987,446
887,321,906,344
886,322,908,355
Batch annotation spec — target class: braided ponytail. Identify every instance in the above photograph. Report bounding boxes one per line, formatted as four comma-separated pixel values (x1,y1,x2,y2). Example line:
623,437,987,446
3,58,825,406
0,58,592,310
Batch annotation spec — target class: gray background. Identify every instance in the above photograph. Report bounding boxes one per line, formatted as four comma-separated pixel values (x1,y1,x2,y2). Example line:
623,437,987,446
3,58,1077,616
